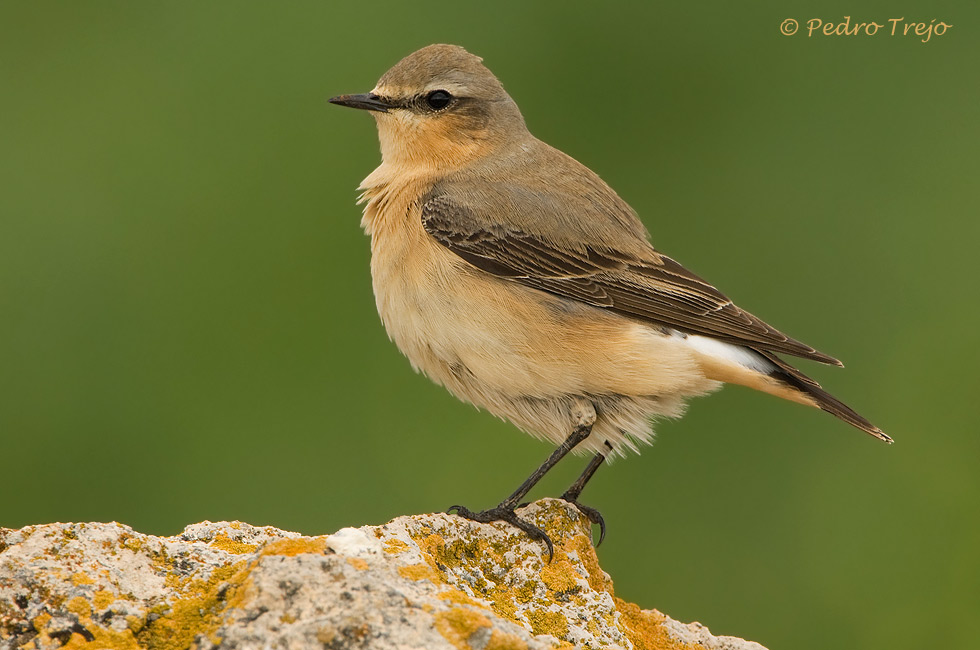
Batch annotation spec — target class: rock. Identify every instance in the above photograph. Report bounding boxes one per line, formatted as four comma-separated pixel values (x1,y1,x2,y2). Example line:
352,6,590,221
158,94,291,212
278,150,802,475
1,499,767,650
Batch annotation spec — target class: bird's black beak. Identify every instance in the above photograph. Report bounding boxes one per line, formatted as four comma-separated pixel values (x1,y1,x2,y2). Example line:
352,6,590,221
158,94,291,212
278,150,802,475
328,93,392,113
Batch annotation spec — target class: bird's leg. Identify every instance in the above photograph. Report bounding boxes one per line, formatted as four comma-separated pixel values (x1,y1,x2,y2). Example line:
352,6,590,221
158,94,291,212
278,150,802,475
561,440,613,546
449,399,596,561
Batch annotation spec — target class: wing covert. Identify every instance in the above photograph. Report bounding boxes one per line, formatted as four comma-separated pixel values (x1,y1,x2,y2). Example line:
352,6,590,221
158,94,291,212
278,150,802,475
421,191,841,365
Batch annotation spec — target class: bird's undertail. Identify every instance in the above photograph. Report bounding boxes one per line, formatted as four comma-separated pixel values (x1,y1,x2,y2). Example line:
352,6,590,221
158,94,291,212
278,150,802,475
755,350,893,443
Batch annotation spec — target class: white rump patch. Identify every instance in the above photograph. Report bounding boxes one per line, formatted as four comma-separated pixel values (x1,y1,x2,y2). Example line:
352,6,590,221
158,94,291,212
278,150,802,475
681,334,777,374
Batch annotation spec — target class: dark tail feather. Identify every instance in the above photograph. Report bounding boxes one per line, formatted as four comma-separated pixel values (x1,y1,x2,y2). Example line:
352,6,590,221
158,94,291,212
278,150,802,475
756,350,893,444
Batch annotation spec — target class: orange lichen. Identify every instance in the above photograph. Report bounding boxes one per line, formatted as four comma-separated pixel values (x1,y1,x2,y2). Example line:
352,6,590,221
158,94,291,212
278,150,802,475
33,612,52,633
60,628,141,650
434,607,492,650
438,590,482,607
210,534,259,555
92,590,116,610
566,533,610,595
525,608,569,638
66,597,92,618
513,580,537,604
119,535,144,554
383,538,410,554
346,557,369,571
615,599,697,650
487,586,518,620
398,563,440,582
71,572,95,586
260,537,327,557
417,533,447,562
485,630,529,650
539,556,579,594
135,561,254,650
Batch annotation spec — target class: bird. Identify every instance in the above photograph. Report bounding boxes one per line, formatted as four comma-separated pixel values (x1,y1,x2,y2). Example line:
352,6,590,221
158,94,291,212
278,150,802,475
330,44,890,558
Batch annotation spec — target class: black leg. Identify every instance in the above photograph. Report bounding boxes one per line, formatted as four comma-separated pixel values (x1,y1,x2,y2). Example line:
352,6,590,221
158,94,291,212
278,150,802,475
449,406,595,561
561,441,612,546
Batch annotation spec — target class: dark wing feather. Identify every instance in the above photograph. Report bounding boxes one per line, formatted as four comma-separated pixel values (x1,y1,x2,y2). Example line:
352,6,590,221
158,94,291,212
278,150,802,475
755,349,892,442
422,194,842,365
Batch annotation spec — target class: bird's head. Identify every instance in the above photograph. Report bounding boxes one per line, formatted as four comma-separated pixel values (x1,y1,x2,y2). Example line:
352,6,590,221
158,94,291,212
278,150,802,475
330,44,527,170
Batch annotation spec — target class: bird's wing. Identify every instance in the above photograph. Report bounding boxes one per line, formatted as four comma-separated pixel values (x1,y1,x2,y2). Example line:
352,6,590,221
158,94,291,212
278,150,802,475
421,190,841,365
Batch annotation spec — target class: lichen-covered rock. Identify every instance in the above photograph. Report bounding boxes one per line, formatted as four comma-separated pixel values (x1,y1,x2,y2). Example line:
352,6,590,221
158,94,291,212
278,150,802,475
0,500,767,650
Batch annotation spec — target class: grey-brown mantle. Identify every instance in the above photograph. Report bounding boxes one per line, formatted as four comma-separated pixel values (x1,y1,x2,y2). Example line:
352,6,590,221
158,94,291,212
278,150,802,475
0,499,767,650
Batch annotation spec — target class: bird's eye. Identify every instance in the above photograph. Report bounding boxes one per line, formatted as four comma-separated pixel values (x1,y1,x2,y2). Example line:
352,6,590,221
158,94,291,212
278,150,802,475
425,90,453,110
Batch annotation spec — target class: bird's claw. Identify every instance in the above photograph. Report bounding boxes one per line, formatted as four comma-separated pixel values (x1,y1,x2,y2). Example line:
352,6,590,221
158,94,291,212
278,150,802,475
561,495,606,547
447,503,555,561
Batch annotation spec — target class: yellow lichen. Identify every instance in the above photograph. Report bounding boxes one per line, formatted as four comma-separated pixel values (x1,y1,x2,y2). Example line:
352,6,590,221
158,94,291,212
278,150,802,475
223,572,257,612
210,534,259,555
35,589,141,650
545,514,581,543
66,596,91,618
485,630,529,650
418,534,450,564
434,607,492,650
567,534,610,595
383,538,409,554
33,612,52,633
136,561,253,650
279,613,296,624
71,572,95,586
539,557,579,594
487,586,518,620
260,537,327,557
149,547,174,584
614,599,697,650
438,589,481,607
119,535,144,554
126,615,144,634
398,563,440,582
514,580,537,604
346,557,369,571
407,527,512,595
525,609,569,638
92,590,116,610
586,617,601,636
60,627,141,650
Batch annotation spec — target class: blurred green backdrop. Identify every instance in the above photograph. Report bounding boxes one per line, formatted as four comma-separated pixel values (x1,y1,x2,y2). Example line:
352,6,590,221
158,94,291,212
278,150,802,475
2,1,978,648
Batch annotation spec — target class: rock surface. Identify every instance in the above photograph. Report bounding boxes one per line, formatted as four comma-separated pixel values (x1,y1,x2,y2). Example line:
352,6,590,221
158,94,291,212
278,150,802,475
1,499,767,650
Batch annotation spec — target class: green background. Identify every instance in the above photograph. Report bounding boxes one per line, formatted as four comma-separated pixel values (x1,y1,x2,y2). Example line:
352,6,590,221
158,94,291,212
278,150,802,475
2,2,977,648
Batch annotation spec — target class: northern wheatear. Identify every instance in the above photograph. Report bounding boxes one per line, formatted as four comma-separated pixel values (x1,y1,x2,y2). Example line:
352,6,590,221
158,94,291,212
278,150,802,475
330,44,890,557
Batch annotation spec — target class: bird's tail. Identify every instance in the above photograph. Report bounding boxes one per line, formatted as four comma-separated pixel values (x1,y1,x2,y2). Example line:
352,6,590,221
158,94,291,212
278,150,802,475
686,334,891,443
754,349,892,443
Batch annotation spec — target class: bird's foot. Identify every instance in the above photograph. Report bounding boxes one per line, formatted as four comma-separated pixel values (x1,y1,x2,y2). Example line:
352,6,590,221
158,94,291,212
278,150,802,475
560,494,606,547
447,503,554,561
